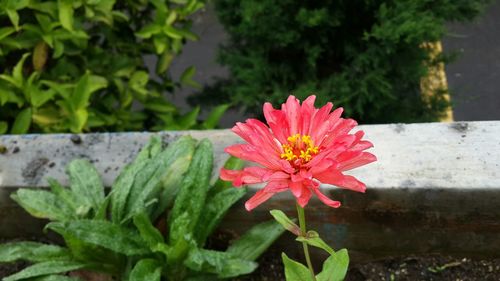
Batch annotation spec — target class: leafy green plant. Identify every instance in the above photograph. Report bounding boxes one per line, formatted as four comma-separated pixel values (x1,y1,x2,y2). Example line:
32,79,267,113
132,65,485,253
0,0,226,134
0,136,284,280
198,0,491,123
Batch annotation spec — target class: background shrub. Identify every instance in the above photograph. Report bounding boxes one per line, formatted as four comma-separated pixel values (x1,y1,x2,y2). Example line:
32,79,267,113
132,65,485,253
0,0,217,134
199,0,491,123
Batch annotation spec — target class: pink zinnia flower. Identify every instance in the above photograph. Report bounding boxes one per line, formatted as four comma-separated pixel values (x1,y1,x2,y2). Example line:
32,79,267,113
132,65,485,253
220,95,377,211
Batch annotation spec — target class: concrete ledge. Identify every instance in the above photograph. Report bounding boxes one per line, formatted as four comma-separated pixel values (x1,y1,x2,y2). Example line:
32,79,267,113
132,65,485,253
1,121,499,259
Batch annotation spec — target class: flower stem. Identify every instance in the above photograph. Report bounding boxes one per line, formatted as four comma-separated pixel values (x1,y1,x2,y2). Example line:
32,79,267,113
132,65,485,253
296,203,316,281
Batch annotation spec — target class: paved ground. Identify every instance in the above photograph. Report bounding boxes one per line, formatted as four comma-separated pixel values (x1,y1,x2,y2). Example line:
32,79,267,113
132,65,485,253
442,0,500,121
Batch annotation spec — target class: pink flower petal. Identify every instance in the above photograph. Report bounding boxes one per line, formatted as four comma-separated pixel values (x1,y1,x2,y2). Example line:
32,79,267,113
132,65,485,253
297,187,312,207
314,170,366,193
245,189,275,211
313,188,341,208
337,152,377,171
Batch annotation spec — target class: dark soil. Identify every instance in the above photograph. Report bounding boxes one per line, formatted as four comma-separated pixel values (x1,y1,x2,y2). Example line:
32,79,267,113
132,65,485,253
233,247,500,281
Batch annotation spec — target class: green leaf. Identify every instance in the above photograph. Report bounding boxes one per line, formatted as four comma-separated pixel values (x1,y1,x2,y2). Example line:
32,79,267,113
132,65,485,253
47,178,85,217
169,139,213,242
227,220,285,261
67,159,105,215
31,88,56,108
129,259,161,281
11,189,74,221
180,66,201,89
184,248,258,278
133,212,164,249
129,71,149,96
122,135,196,223
6,9,19,30
136,24,162,39
152,35,168,54
29,275,82,281
316,249,349,281
156,51,174,74
47,220,149,256
71,73,108,111
12,53,31,89
151,137,195,221
282,253,314,281
0,242,71,263
270,209,301,236
69,108,88,133
194,188,246,245
59,234,121,271
296,230,335,256
163,25,183,39
3,261,88,281
58,0,74,31
176,106,200,129
0,121,8,134
111,136,162,224
202,104,229,129
0,27,16,40
143,98,177,114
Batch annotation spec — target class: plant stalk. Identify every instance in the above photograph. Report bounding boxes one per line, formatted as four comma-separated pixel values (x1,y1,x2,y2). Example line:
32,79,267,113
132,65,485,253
296,203,316,281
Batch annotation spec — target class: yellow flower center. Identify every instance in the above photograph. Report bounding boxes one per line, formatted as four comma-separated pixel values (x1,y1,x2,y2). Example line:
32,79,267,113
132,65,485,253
280,134,319,163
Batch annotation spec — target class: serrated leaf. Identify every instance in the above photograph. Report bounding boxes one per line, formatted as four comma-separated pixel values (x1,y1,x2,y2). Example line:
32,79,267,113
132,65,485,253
47,220,149,256
0,242,71,263
194,188,246,246
184,248,257,278
11,189,74,221
129,259,161,281
67,159,105,215
282,253,314,281
133,212,164,249
226,220,285,261
270,209,301,236
296,230,335,256
3,261,88,281
169,139,213,241
316,249,349,281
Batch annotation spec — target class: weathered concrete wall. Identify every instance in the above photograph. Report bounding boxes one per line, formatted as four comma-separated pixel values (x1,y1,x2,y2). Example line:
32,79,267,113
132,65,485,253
1,121,500,260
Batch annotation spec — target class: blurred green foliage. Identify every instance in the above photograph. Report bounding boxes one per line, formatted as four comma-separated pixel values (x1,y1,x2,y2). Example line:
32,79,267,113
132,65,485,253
201,0,491,123
0,0,224,134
